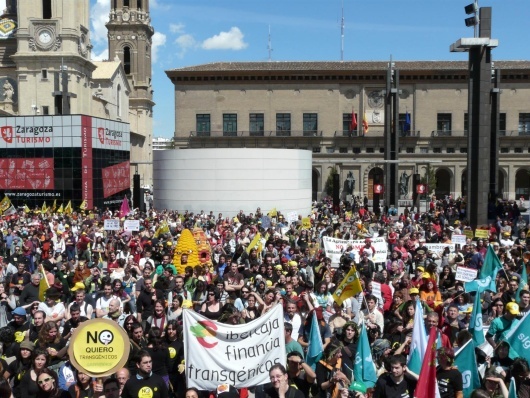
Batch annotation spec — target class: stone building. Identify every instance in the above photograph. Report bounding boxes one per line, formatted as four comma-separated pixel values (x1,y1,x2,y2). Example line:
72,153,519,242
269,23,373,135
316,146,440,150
0,0,153,186
166,61,530,202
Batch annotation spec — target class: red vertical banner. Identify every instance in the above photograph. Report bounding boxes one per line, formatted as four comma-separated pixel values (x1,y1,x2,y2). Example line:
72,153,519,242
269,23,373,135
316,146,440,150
81,116,93,209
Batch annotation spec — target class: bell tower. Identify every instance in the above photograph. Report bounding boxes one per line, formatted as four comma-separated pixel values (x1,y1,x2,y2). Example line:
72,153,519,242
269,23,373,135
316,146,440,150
107,0,154,187
12,0,96,115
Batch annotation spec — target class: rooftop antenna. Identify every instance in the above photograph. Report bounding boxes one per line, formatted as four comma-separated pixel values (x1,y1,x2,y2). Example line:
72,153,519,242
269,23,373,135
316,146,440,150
340,0,344,62
267,25,273,62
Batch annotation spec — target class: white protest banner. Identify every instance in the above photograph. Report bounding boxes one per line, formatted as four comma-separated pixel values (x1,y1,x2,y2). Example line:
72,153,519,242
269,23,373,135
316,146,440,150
452,234,467,246
287,211,298,224
370,281,384,309
456,266,478,282
323,236,388,265
123,219,140,231
183,305,285,390
104,219,120,231
424,243,455,255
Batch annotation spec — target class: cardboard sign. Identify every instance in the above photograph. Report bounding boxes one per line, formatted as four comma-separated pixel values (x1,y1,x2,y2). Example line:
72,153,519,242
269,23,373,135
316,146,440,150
103,219,120,231
287,211,298,224
452,234,467,246
123,219,140,231
68,318,130,377
424,243,455,254
323,236,388,264
464,230,474,240
456,266,478,282
475,229,489,239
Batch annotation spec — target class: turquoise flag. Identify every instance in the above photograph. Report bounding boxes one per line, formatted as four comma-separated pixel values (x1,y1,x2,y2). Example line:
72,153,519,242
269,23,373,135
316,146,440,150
306,311,323,370
469,291,485,346
407,299,427,375
508,377,517,398
353,322,378,389
502,311,530,362
465,245,503,293
454,340,481,398
517,264,528,302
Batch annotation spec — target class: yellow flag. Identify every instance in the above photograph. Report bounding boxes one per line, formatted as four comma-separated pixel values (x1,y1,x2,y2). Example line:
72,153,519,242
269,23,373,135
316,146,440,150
246,232,261,254
64,201,72,214
0,196,11,214
38,265,50,302
57,203,64,213
154,221,170,238
332,265,363,306
268,208,277,217
79,200,87,210
24,204,30,213
233,216,240,223
41,201,48,213
51,199,57,211
302,217,311,230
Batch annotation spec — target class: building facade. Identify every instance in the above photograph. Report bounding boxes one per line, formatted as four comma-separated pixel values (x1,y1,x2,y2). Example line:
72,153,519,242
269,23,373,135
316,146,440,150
0,0,153,189
166,61,530,202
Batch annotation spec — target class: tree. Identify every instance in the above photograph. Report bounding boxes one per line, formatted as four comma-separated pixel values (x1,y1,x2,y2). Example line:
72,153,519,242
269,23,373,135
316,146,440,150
420,165,437,196
324,166,338,196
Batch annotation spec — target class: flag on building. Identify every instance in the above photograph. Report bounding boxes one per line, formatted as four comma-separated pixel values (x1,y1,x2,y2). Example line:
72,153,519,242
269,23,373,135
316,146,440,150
79,200,87,210
306,310,323,370
353,322,378,389
469,290,485,346
454,340,480,398
349,108,358,133
64,201,72,214
404,112,411,132
414,327,440,398
332,265,363,306
407,299,428,374
362,112,369,135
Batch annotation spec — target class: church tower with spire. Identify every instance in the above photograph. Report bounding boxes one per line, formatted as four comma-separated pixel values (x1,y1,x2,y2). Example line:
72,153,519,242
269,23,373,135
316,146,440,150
106,0,154,186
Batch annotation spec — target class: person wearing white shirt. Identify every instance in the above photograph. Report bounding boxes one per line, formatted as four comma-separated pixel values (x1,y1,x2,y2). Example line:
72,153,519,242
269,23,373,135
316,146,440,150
362,294,384,334
96,282,122,318
284,300,302,340
38,287,66,324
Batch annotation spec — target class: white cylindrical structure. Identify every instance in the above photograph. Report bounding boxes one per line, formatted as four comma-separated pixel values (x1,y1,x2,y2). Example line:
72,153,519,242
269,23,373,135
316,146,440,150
154,148,312,216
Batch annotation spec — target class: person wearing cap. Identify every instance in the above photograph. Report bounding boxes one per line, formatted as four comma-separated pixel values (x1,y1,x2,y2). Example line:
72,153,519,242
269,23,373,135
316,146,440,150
38,287,66,324
4,340,34,396
486,302,520,349
373,354,417,398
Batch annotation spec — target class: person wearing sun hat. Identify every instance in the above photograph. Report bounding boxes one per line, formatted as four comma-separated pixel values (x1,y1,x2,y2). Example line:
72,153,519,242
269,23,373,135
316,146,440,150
38,287,66,324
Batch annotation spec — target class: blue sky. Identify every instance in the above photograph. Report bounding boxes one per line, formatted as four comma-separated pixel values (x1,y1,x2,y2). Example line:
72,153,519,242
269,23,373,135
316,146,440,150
89,0,530,138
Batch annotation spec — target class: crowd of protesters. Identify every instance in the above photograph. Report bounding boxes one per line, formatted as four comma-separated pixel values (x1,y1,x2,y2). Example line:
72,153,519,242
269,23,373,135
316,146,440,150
0,195,529,398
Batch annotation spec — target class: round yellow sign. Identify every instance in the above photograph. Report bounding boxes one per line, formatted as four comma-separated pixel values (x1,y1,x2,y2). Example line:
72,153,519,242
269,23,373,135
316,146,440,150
68,318,130,377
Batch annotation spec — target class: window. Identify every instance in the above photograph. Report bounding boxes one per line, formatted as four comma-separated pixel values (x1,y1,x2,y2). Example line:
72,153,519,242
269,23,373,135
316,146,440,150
519,113,530,134
303,113,318,136
500,147,509,153
123,47,131,75
339,147,348,154
447,147,455,153
420,148,429,154
406,147,415,153
196,114,210,136
43,0,52,19
42,106,49,115
249,113,264,136
117,84,121,117
312,147,321,153
460,147,468,153
326,147,335,154
379,148,384,153
464,113,468,134
124,0,130,7
137,0,142,9
41,69,48,80
433,148,442,153
515,147,523,153
352,147,361,154
499,113,506,134
223,114,237,136
366,148,374,153
276,113,291,136
342,113,357,135
399,113,412,134
437,113,452,133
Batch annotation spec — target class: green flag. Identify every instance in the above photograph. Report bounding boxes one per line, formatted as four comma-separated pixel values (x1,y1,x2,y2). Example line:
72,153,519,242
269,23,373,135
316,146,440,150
454,340,481,398
353,322,378,389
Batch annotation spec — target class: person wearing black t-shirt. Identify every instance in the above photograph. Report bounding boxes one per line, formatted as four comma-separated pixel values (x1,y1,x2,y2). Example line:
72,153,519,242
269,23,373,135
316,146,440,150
265,364,304,398
61,304,88,339
373,355,417,398
121,351,168,398
436,347,463,398
286,351,316,398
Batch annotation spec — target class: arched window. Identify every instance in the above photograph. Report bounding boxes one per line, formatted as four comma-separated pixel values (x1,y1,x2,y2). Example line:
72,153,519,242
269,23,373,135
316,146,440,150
123,46,131,75
43,0,52,19
137,0,142,10
117,84,121,117
124,0,129,7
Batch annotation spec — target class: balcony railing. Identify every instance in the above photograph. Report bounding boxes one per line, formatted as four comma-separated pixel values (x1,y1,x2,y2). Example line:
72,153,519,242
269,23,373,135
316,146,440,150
432,130,453,137
189,130,323,138
334,130,420,137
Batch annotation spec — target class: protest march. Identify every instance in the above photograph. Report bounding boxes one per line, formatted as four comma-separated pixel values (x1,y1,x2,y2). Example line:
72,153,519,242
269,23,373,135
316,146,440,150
0,194,529,398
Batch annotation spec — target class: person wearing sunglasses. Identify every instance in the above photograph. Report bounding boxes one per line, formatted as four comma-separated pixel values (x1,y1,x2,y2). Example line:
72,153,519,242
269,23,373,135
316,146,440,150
36,369,60,398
